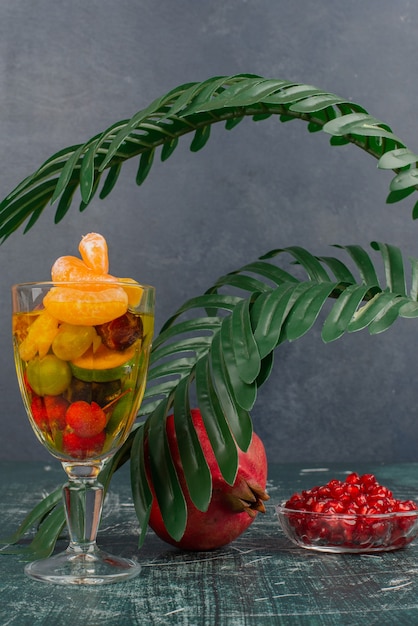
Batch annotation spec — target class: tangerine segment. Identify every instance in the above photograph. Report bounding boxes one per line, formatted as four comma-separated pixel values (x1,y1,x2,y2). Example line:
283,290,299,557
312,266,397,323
51,256,116,288
43,286,128,326
79,233,109,274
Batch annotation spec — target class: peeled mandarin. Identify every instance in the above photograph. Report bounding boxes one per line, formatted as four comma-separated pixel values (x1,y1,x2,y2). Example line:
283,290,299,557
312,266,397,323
43,286,128,326
45,233,136,326
51,256,116,289
79,233,109,274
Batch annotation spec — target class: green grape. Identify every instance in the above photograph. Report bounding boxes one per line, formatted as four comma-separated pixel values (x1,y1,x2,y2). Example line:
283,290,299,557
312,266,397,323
106,392,134,438
26,355,72,396
52,324,96,361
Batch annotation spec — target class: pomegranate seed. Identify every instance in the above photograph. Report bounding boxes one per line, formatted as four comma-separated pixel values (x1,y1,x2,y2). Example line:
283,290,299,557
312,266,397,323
396,500,418,512
355,494,368,507
345,472,360,484
346,484,361,498
359,474,377,489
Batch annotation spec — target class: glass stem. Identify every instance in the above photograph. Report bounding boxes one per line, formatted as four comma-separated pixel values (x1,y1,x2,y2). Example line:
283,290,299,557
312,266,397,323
62,463,105,553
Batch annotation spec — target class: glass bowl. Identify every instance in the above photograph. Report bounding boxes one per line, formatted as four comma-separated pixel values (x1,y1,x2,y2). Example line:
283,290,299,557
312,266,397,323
276,503,418,553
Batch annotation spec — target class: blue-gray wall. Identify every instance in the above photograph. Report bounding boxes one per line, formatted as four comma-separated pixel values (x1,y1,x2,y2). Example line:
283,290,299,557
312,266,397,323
1,1,418,464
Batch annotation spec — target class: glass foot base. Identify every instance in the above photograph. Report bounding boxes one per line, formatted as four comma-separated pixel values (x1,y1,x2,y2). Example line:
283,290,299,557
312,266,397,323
24,546,141,585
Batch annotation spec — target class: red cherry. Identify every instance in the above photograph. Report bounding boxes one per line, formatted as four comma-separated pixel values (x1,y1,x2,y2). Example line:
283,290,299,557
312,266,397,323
24,371,33,396
31,396,49,432
44,395,69,430
62,431,106,459
66,401,106,438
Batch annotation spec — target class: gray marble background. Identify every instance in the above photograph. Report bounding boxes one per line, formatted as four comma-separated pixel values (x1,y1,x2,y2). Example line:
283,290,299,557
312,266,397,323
1,1,418,464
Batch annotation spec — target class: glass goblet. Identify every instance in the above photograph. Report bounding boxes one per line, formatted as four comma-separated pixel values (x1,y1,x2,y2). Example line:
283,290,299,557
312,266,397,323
12,280,155,585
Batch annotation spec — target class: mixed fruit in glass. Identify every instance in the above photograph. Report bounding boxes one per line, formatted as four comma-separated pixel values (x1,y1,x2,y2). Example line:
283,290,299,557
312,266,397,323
13,233,154,461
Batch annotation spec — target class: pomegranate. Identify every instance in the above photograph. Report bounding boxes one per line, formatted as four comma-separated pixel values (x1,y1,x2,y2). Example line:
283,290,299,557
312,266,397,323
147,409,269,550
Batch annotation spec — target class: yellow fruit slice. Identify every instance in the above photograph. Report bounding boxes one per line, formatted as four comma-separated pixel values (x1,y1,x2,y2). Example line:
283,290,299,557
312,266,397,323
43,286,128,326
19,309,60,360
70,343,136,382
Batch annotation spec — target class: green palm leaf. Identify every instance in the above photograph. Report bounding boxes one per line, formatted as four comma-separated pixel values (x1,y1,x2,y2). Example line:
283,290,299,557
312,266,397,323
321,284,371,342
130,424,152,542
1,74,418,240
220,313,257,411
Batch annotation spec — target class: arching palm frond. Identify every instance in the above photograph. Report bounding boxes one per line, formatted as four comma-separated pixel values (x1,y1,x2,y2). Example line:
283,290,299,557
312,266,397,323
1,75,418,241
